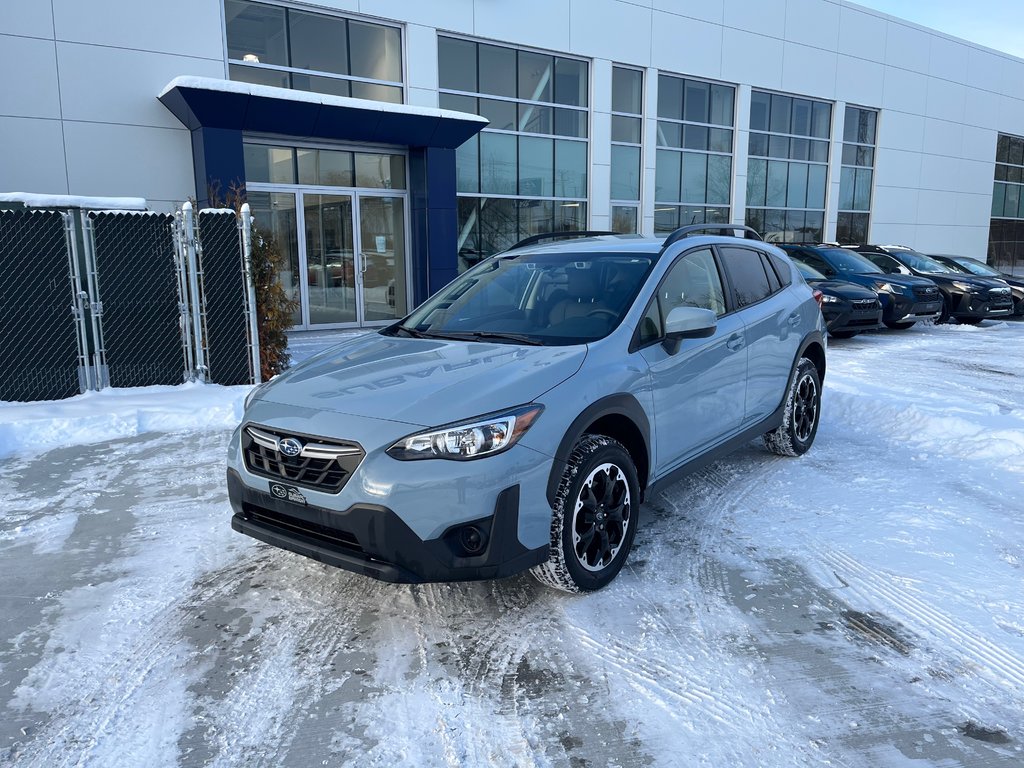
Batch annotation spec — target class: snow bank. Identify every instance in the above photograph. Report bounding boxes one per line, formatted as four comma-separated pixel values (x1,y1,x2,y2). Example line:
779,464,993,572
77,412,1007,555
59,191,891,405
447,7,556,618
0,192,148,210
0,382,249,459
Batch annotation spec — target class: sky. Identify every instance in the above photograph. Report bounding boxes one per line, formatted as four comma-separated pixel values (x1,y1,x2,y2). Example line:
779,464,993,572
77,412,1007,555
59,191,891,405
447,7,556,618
853,0,1024,59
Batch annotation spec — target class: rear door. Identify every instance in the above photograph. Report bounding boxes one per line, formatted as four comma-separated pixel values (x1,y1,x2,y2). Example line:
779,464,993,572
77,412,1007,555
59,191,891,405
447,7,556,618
638,247,747,473
717,245,802,423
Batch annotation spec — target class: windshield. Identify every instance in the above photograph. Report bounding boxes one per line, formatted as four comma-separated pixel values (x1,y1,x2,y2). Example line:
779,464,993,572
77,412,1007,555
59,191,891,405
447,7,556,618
819,248,884,275
949,257,1000,277
888,249,953,273
791,258,826,281
389,251,655,346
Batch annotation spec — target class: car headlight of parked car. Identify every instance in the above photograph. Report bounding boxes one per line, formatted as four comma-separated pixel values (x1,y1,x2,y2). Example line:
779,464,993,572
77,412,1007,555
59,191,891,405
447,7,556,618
820,294,840,304
873,282,900,294
387,404,544,461
951,280,974,292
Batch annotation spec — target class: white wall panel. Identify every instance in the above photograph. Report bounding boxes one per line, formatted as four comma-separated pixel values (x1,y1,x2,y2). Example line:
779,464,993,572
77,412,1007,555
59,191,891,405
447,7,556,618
52,0,223,61
924,79,966,123
0,35,61,119
785,0,839,50
928,36,970,84
0,2,53,38
780,43,837,100
473,0,570,52
872,186,919,224
571,0,652,66
916,189,958,225
835,55,883,108
964,87,1000,131
721,29,784,90
921,120,963,160
653,0,723,25
837,6,886,62
873,148,922,190
881,67,927,115
883,22,931,74
965,47,1003,92
652,12,722,79
362,0,471,32
961,126,997,163
57,43,222,129
405,24,439,93
0,117,68,194
63,122,194,203
876,110,925,152
998,57,1024,100
723,0,786,40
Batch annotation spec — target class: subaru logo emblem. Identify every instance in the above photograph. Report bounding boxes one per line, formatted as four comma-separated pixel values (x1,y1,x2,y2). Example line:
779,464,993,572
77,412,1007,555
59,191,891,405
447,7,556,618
279,437,303,457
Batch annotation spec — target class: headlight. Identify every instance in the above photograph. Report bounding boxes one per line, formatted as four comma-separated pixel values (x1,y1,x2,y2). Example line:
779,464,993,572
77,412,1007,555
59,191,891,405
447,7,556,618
387,405,544,461
820,294,840,304
874,282,899,294
951,280,973,292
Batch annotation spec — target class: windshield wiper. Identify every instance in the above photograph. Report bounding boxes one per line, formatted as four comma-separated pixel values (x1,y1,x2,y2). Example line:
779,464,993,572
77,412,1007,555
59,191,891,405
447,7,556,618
425,330,543,346
392,325,430,339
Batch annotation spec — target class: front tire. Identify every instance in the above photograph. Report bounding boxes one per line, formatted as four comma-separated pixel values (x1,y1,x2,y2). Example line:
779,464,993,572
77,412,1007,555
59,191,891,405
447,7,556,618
531,435,639,593
763,357,821,457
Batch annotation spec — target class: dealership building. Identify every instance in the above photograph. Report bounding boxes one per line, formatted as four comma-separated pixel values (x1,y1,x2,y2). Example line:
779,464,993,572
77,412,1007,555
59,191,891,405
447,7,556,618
3,0,1024,330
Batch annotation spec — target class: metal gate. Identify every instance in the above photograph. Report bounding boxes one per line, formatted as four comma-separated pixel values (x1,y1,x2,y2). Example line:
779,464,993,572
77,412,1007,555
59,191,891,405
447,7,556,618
0,210,88,401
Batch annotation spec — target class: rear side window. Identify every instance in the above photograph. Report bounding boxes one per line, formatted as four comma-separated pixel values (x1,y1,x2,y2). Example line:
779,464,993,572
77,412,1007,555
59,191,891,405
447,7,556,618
760,253,782,292
718,246,773,308
796,250,835,278
767,253,792,286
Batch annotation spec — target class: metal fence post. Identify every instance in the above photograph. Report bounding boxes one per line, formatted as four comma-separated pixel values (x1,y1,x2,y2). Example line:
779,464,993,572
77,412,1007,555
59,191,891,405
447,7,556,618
63,212,94,392
182,201,207,381
80,211,108,389
172,209,195,379
240,203,262,385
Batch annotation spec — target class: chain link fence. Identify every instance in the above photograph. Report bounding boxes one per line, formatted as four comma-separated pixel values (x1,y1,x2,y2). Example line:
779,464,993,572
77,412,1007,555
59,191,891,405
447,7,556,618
0,200,259,402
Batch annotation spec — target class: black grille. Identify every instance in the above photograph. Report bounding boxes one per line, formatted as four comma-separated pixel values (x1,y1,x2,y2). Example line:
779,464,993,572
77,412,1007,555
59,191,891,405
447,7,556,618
851,298,880,310
243,502,363,553
242,425,364,494
913,286,939,299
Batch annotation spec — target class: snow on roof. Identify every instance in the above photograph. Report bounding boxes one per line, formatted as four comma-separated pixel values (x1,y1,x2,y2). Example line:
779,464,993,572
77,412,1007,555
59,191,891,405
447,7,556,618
159,76,488,125
0,192,148,211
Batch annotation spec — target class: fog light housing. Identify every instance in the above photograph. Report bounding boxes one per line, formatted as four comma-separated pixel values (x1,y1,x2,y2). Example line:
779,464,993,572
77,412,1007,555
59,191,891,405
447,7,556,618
458,525,487,556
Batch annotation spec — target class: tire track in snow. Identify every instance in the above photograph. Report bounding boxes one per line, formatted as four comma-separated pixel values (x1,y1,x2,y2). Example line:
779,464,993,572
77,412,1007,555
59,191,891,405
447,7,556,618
821,548,1024,696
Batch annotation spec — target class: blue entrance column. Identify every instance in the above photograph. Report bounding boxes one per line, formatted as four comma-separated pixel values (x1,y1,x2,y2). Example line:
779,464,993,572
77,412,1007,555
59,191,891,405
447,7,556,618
159,77,486,308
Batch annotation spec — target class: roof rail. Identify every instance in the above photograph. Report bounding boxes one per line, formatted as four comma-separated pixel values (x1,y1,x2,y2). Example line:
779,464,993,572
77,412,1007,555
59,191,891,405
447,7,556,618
507,230,619,251
658,224,762,255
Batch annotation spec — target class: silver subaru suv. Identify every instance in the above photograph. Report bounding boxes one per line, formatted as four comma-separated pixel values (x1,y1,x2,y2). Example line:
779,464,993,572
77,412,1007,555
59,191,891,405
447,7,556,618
227,225,826,592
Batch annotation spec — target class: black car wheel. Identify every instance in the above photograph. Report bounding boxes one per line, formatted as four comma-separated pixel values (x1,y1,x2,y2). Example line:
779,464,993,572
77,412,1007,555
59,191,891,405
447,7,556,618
531,435,639,593
829,330,858,339
764,357,821,457
884,319,916,330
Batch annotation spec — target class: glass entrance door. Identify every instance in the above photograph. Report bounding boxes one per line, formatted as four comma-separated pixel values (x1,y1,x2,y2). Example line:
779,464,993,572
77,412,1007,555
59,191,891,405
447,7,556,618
358,195,408,322
304,194,356,325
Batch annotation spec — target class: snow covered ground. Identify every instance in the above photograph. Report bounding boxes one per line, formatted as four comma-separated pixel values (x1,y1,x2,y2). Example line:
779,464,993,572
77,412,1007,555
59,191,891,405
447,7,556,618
2,320,1023,767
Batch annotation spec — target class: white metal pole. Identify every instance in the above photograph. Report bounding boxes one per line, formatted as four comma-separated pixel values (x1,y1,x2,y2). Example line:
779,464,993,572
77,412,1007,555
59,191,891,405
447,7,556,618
172,209,195,379
63,212,94,392
182,201,207,381
240,203,262,384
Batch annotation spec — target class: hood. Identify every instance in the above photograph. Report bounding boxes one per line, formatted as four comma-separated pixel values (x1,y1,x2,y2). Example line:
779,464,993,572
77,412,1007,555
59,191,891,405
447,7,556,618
856,272,937,289
257,333,587,427
808,279,878,299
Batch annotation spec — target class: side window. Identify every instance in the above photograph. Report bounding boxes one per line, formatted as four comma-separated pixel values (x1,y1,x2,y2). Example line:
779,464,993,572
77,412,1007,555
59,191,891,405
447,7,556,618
718,246,773,308
798,251,834,277
637,297,663,345
767,253,792,286
760,253,782,292
656,248,727,327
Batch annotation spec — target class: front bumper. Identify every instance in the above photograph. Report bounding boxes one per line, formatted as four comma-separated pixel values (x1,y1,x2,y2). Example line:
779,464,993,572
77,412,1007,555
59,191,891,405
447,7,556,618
884,293,942,322
948,290,1014,320
822,301,883,333
228,468,547,583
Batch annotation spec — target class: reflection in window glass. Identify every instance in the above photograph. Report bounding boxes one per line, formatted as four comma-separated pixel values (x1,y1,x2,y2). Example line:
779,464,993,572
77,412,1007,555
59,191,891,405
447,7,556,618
612,205,638,234
478,44,517,97
612,67,643,114
519,136,554,196
289,10,348,75
349,21,401,82
225,0,287,65
246,191,300,324
836,106,877,243
354,153,406,189
518,50,553,102
554,58,588,107
611,145,641,201
554,139,587,198
229,63,289,89
438,37,477,93
456,135,480,193
480,132,518,195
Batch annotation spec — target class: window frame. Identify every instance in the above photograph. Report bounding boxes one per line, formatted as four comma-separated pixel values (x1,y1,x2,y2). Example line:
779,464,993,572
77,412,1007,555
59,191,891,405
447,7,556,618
715,244,784,310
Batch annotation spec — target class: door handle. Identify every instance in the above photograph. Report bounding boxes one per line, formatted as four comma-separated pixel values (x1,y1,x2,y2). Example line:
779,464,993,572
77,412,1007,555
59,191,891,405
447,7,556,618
726,333,744,351
787,312,801,326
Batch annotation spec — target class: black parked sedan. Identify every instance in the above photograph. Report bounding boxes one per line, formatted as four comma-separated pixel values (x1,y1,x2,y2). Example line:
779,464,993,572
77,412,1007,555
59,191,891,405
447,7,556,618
928,254,1024,317
852,245,1014,324
788,257,883,337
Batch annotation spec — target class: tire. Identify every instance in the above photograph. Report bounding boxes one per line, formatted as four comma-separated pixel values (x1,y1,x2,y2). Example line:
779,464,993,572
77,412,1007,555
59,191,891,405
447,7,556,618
937,297,951,324
763,357,822,457
530,435,639,593
884,319,916,330
829,330,858,339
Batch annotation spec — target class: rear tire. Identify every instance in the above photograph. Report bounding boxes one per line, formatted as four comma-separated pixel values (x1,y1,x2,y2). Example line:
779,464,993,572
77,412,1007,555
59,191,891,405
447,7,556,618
531,435,639,593
829,330,857,339
884,319,915,330
763,357,821,457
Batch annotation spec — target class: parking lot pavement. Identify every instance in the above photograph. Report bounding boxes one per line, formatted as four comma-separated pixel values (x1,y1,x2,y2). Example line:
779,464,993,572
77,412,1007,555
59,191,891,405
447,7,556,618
2,320,1023,766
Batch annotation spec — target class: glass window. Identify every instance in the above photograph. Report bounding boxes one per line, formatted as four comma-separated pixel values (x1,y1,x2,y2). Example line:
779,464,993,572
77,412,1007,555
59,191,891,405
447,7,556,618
658,121,682,148
612,115,642,144
684,80,709,123
480,132,518,194
479,44,517,97
349,20,401,82
746,159,767,207
456,135,480,193
519,50,553,102
519,104,553,134
613,67,643,114
438,37,477,92
554,58,588,107
707,155,731,205
611,145,641,201
289,10,348,76
710,85,734,127
229,63,289,89
612,205,638,234
554,108,587,138
658,75,684,120
787,163,808,208
480,99,517,131
709,128,732,153
682,153,708,204
519,136,554,196
554,139,587,198
354,153,406,189
658,248,726,318
720,246,772,306
749,91,770,132
244,144,295,184
656,150,681,203
769,94,792,134
225,0,288,66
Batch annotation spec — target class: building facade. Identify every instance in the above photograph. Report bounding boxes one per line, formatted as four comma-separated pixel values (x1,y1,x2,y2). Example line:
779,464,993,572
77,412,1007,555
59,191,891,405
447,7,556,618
3,0,1024,329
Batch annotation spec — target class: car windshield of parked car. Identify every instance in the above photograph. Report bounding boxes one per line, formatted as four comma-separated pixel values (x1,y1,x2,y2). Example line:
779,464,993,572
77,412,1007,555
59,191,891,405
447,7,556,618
889,249,953,273
791,258,826,281
951,257,1000,277
388,251,655,346
820,248,884,275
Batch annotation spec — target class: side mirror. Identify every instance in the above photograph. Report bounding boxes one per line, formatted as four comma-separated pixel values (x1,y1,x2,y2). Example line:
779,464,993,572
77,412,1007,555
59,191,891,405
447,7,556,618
663,306,716,353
